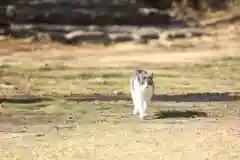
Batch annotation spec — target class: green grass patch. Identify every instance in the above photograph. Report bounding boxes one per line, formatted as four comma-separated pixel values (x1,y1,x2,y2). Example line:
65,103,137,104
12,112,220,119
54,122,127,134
0,56,240,96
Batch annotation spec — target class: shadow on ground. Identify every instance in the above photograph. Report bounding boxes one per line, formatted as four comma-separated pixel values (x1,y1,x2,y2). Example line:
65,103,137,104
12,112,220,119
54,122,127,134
0,92,239,104
66,92,240,102
152,110,208,119
152,92,240,102
0,96,53,103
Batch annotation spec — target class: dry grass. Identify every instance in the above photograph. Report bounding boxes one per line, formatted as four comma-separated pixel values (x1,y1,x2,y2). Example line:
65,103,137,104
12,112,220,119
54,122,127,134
0,25,240,159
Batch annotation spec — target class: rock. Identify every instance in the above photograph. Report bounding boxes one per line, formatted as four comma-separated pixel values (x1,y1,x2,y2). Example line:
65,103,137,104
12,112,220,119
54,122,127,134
49,32,67,44
140,33,159,40
108,33,134,43
138,8,160,15
133,32,159,43
34,32,52,41
9,24,35,38
64,31,107,44
167,30,189,39
158,32,169,40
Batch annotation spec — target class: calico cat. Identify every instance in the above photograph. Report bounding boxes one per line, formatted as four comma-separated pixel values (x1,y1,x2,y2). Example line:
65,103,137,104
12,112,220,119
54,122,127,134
130,69,154,119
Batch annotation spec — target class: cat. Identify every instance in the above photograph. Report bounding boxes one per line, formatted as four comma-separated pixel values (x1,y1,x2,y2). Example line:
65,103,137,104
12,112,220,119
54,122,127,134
130,69,154,119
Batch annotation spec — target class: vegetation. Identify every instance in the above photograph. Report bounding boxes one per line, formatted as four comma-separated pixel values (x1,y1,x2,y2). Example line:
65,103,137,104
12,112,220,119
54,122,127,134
144,0,239,10
0,44,240,159
2,0,239,11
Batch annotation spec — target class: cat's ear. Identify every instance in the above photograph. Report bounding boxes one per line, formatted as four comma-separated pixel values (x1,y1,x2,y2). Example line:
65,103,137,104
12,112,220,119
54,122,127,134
149,72,153,77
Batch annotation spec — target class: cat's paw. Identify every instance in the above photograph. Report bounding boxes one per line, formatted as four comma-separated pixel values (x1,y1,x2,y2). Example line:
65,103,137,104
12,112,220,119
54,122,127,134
139,113,149,120
139,114,147,120
133,109,139,115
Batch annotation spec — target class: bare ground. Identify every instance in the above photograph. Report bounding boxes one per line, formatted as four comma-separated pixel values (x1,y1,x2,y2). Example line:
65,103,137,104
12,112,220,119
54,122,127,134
0,23,239,159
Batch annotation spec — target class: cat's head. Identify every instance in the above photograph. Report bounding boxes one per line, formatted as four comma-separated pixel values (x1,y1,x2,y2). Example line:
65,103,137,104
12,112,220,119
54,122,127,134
136,69,154,87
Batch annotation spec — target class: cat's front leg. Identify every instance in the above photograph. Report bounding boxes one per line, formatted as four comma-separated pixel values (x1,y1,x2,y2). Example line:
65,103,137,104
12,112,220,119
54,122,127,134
131,92,139,115
138,98,145,120
143,101,148,117
133,101,139,115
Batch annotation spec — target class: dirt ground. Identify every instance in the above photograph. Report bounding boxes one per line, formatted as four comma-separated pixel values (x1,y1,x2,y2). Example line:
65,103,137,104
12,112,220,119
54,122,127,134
0,23,239,159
